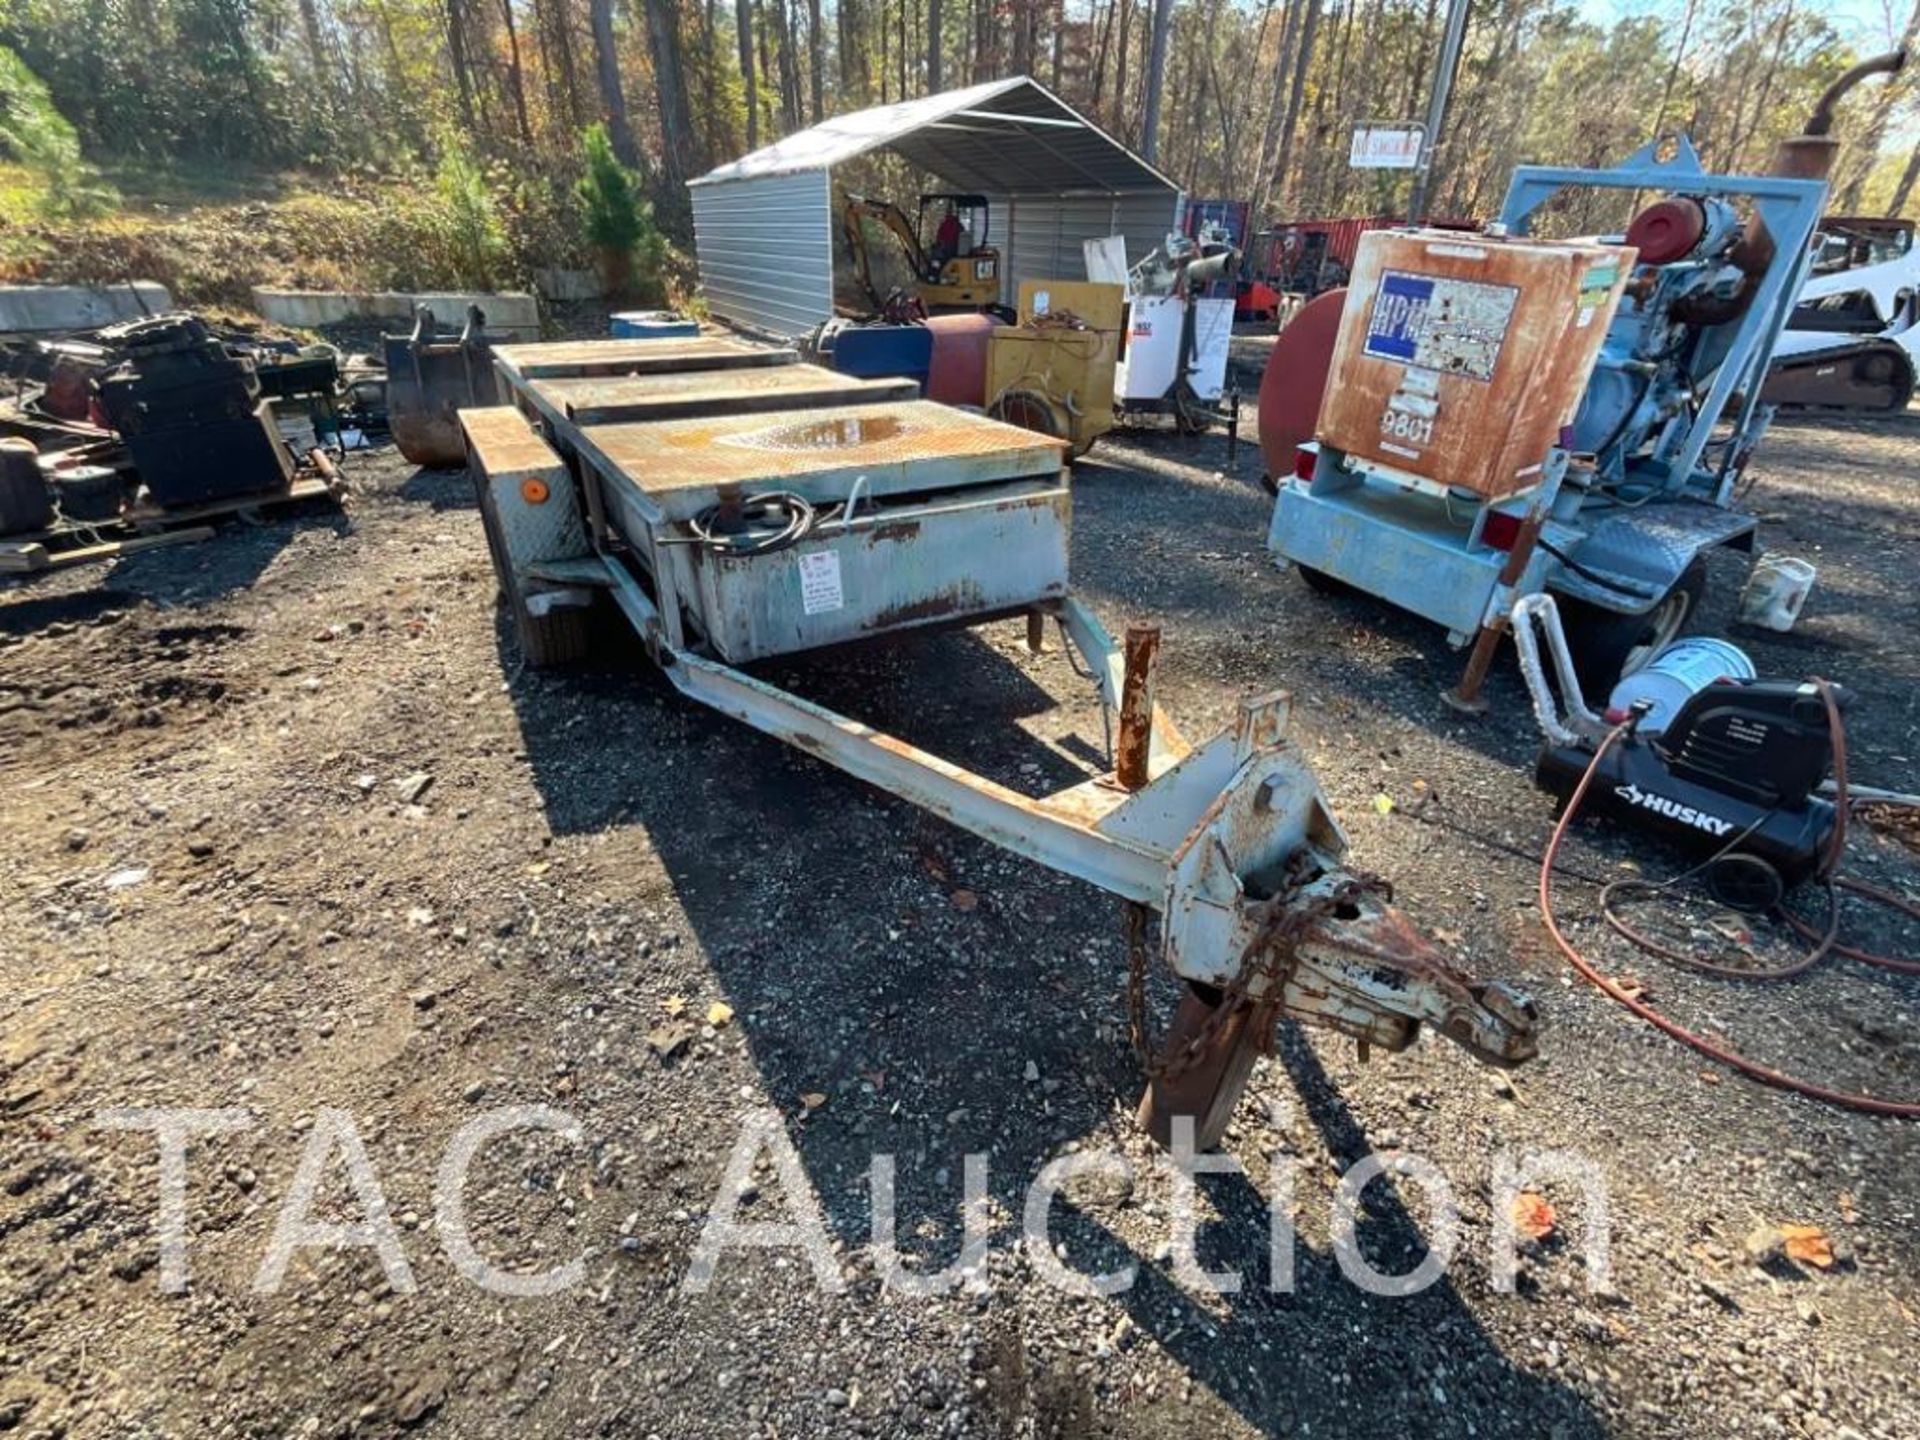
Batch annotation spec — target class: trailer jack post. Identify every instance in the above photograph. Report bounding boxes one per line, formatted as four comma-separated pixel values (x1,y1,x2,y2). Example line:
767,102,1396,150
1443,501,1550,716
1116,621,1162,790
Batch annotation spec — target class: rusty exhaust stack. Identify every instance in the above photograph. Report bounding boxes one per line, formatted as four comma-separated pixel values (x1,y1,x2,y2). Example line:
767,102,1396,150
1683,48,1907,323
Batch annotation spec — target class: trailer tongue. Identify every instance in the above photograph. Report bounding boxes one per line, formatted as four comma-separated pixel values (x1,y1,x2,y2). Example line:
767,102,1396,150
462,342,1537,1148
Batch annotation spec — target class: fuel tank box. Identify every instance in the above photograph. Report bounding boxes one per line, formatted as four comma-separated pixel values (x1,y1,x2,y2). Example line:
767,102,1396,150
1316,230,1635,500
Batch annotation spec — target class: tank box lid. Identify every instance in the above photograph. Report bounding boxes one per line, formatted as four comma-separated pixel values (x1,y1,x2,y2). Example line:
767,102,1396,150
576,399,1067,522
526,364,917,427
491,337,799,381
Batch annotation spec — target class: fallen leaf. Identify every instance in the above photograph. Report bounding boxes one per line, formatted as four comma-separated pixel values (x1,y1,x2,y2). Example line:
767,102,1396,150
1609,973,1651,1002
1372,793,1394,816
800,1091,828,1110
1837,1190,1857,1224
950,888,979,911
1513,1190,1557,1242
661,994,687,1017
1781,1224,1834,1270
706,1001,734,1028
645,1023,693,1058
526,861,550,877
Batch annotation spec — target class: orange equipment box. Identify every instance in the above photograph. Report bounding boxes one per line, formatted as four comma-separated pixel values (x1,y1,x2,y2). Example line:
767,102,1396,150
1316,229,1635,499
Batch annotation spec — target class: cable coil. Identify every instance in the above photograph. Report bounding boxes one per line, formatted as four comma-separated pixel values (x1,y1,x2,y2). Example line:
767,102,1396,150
1539,679,1920,1117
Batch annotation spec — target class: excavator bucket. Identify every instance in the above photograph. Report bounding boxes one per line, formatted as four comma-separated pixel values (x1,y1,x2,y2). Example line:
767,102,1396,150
384,305,504,467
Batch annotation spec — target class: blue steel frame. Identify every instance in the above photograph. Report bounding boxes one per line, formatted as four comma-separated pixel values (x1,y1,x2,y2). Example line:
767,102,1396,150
1499,134,1828,502
1269,135,1829,639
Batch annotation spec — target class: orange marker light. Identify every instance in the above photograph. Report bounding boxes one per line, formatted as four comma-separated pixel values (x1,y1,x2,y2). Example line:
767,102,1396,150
520,477,551,505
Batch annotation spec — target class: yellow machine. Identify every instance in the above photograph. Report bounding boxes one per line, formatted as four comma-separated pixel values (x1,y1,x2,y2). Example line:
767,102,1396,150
842,192,1002,312
986,280,1124,458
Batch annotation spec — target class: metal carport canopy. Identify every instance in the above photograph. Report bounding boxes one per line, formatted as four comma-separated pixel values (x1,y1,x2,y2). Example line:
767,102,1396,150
689,76,1181,337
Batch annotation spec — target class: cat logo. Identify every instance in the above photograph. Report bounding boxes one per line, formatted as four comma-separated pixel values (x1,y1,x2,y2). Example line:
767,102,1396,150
1614,782,1736,837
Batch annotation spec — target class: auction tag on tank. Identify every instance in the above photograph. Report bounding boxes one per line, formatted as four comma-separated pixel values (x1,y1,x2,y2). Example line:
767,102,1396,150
798,550,845,614
1364,271,1519,381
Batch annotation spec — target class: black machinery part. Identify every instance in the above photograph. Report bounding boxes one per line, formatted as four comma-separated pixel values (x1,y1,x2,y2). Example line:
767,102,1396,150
1760,338,1917,412
1535,677,1851,891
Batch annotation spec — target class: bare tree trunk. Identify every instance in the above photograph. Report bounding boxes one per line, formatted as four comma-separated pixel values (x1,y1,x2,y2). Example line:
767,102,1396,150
588,0,641,164
1891,139,1920,216
1250,0,1299,221
807,0,824,118
1653,0,1698,134
839,0,871,102
498,0,535,146
1090,0,1116,110
927,0,943,89
736,0,758,146
770,0,802,127
1115,0,1133,137
443,0,479,131
1270,0,1321,213
646,0,700,186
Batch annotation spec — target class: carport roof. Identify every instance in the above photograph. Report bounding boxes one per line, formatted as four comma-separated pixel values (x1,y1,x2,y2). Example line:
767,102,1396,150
689,76,1176,196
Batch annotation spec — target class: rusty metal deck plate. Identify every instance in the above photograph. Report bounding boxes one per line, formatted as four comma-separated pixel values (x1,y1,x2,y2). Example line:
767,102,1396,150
526,364,918,427
576,400,1068,522
491,337,798,382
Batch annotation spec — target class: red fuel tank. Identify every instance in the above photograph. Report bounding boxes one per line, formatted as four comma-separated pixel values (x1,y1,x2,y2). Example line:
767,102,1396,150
924,313,1006,408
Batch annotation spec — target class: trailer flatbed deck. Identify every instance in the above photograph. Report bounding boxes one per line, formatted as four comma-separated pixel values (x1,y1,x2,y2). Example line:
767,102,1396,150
491,336,797,382
523,365,916,428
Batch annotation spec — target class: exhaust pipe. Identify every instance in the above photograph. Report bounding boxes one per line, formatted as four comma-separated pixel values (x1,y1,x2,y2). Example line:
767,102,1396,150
1679,48,1907,324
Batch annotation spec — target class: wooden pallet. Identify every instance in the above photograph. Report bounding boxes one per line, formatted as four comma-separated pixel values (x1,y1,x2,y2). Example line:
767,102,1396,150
0,469,346,576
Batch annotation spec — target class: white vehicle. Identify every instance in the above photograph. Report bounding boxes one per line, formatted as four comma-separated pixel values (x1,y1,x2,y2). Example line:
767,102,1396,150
1763,215,1918,411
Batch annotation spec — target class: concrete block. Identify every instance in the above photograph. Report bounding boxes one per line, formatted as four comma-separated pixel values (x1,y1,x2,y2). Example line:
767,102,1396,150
0,282,174,332
249,288,542,339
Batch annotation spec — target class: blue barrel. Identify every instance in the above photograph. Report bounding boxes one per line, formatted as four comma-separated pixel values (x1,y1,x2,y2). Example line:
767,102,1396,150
609,311,701,339
827,324,933,394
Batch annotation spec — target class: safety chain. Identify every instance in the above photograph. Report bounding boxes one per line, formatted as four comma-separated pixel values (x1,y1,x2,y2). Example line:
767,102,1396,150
1127,853,1393,1083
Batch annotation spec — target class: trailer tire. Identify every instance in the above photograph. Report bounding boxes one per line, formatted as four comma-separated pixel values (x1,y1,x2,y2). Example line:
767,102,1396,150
1294,563,1361,598
1558,560,1706,705
473,469,594,669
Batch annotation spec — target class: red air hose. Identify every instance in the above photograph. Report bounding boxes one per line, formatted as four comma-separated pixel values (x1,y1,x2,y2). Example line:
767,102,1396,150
1537,692,1920,1118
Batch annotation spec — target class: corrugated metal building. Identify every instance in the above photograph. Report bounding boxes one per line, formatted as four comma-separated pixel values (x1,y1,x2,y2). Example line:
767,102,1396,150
689,77,1182,338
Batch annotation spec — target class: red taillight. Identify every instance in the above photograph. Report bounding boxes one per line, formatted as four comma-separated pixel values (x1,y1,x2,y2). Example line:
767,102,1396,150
1292,447,1317,481
1481,509,1522,551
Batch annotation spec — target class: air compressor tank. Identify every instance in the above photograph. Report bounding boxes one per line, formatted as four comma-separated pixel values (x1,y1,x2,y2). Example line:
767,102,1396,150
1316,229,1635,499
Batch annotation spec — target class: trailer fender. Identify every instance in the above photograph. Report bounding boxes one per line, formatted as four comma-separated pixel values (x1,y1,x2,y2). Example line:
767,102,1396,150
458,406,592,588
1546,501,1757,615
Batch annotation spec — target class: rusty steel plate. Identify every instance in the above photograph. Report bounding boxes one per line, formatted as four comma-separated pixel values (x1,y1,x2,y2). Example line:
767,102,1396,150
529,364,918,427
491,337,798,381
578,400,1068,522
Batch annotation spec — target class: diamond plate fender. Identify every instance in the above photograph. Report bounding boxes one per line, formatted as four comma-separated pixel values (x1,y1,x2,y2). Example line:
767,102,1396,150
460,407,591,577
1548,501,1758,614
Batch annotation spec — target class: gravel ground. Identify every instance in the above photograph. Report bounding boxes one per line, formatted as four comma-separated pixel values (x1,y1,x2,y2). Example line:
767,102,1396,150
1,377,1917,1440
